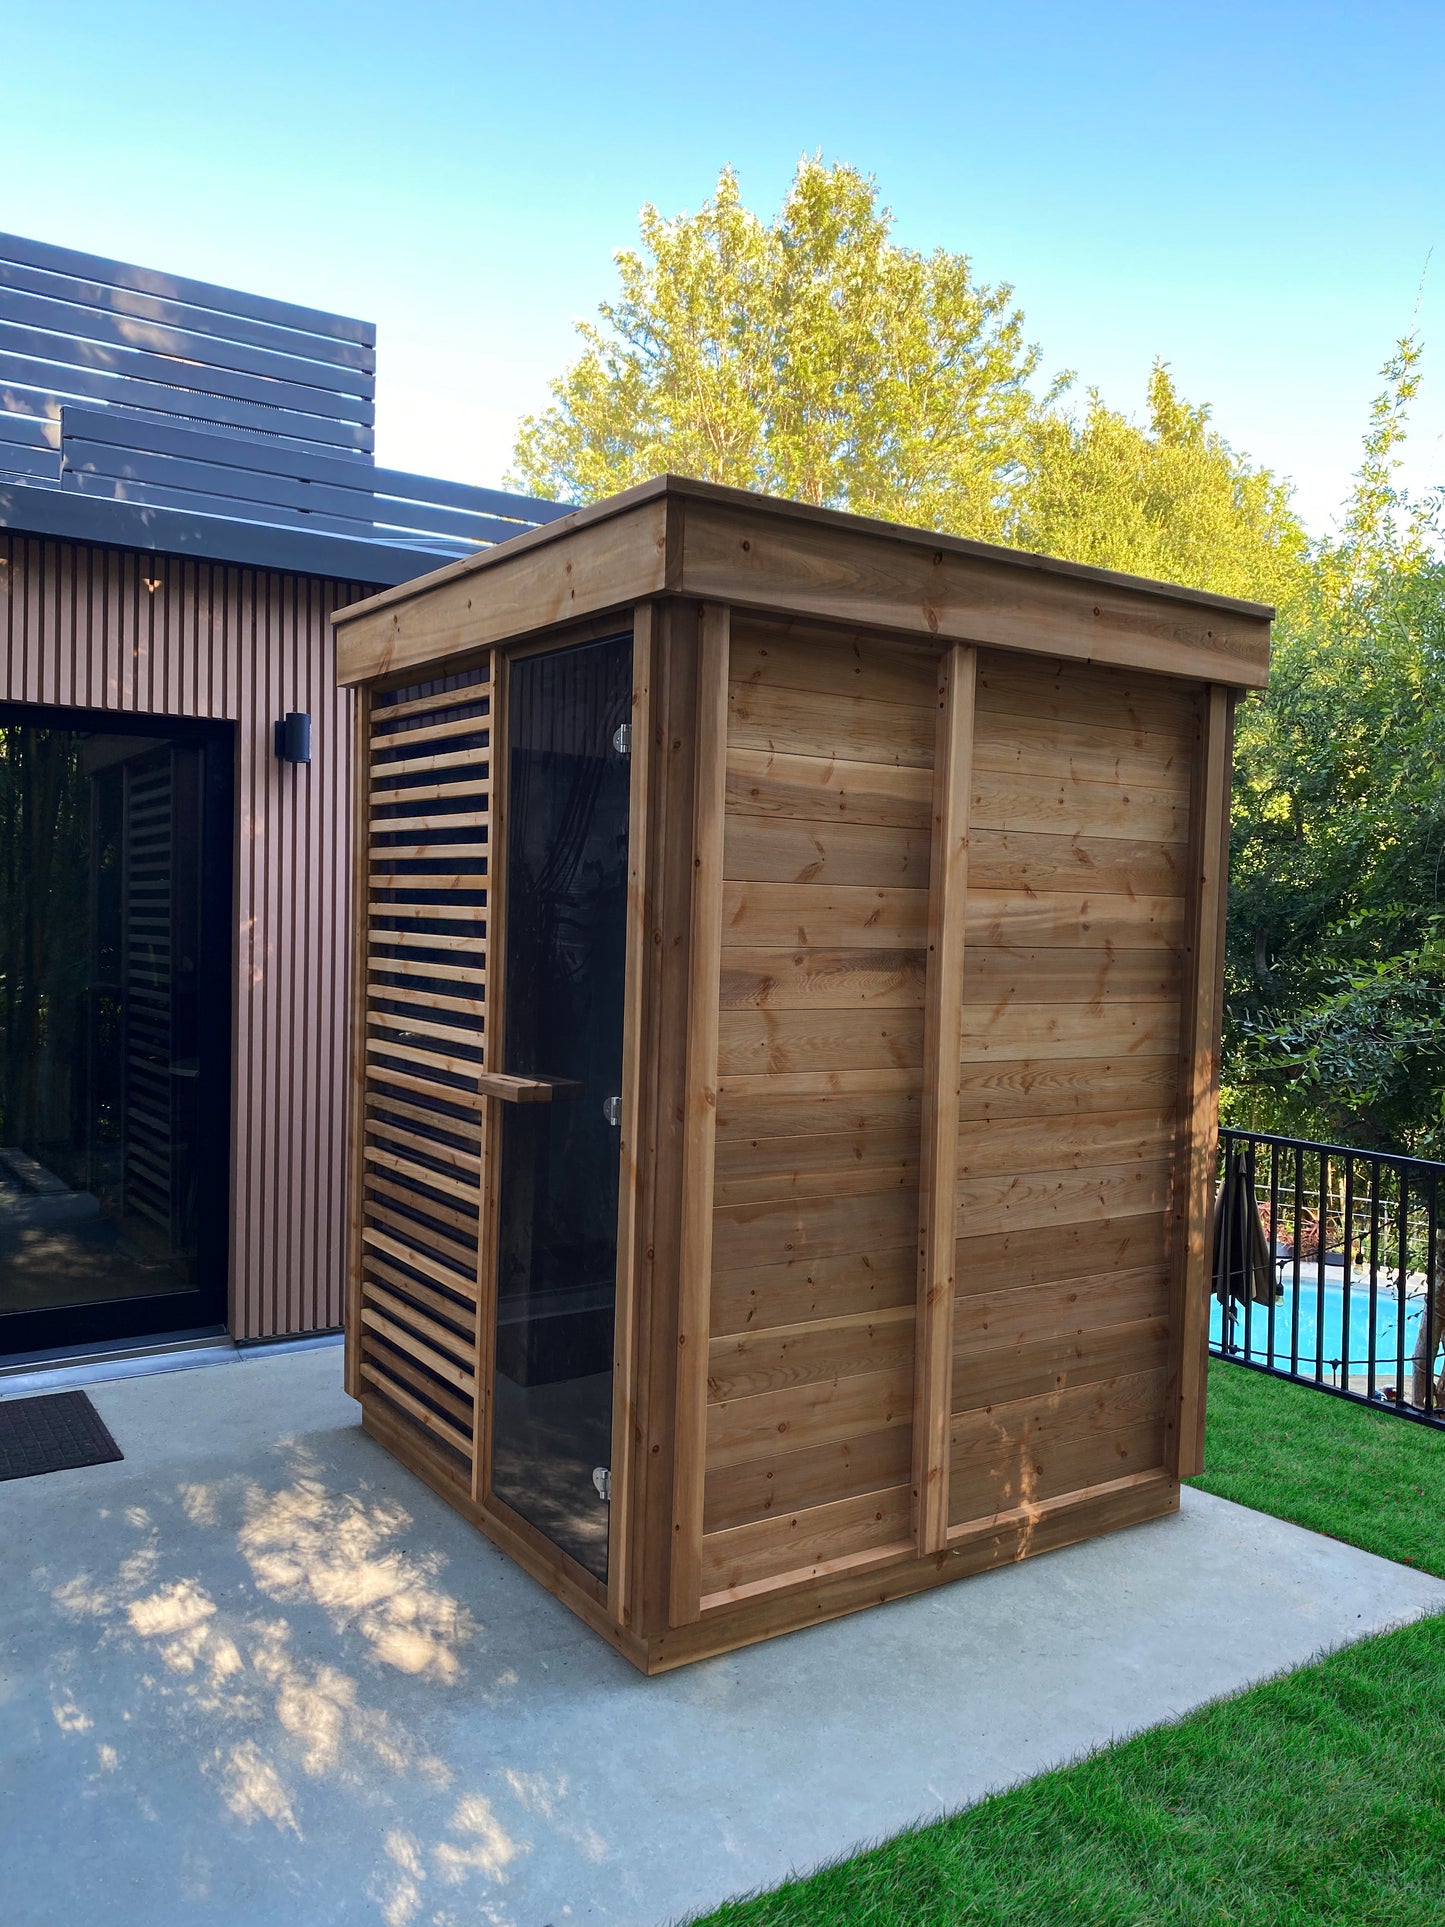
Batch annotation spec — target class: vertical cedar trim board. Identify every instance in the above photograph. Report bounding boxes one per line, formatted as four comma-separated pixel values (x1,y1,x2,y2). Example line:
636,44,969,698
333,476,1272,1672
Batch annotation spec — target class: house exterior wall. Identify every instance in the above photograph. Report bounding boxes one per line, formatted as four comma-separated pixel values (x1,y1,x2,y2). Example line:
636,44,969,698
0,530,371,1340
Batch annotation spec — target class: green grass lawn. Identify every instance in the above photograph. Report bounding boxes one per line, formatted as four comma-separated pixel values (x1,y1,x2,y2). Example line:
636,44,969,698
690,1362,1445,1927
1188,1361,1445,1579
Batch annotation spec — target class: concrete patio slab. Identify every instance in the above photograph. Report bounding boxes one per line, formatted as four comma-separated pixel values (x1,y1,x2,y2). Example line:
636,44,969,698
2,1348,1442,1927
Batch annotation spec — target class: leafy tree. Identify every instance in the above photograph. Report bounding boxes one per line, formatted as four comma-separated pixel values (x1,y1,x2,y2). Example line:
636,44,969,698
512,159,1054,540
1225,342,1445,1151
1019,364,1308,613
512,158,1307,609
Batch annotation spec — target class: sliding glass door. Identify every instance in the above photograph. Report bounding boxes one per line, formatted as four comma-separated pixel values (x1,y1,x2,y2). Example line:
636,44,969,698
0,705,233,1357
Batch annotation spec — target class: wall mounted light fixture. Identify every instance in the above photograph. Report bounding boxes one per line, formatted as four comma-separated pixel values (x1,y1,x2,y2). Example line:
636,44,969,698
274,712,311,764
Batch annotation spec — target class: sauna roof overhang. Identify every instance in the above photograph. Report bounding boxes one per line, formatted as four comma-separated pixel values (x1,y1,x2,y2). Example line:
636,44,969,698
331,474,1275,691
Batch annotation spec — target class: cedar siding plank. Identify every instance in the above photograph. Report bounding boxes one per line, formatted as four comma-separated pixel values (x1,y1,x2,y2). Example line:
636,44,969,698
699,1483,913,1595
717,1006,925,1076
964,945,1181,1007
954,1266,1171,1350
955,1158,1174,1239
711,1245,919,1336
951,1313,1169,1412
959,1000,1181,1062
706,1364,914,1468
954,1108,1178,1179
729,618,938,706
707,1306,915,1404
966,829,1188,899
725,746,932,827
722,880,929,949
703,1424,914,1534
728,680,935,768
723,812,932,887
958,1056,1182,1121
956,1213,1172,1295
719,947,927,1011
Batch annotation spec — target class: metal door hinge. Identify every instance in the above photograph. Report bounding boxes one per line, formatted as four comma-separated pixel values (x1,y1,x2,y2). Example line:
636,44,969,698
592,1466,612,1502
602,1094,622,1128
612,722,632,757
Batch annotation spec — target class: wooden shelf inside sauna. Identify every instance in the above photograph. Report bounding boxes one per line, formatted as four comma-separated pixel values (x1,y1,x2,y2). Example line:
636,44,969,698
333,476,1271,1673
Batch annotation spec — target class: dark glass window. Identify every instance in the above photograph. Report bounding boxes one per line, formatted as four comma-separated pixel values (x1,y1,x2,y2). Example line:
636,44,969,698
490,636,632,1579
0,712,231,1353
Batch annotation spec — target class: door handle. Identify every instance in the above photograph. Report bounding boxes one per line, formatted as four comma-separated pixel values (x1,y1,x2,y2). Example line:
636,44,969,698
476,1072,581,1104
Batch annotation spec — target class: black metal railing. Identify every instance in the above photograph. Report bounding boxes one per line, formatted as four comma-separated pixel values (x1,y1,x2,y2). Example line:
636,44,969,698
1212,1128,1445,1429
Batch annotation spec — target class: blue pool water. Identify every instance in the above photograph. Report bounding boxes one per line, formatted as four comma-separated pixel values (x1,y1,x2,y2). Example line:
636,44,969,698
1210,1266,1428,1383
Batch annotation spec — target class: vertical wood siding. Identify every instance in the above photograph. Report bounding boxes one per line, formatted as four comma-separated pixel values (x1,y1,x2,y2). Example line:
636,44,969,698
0,530,370,1340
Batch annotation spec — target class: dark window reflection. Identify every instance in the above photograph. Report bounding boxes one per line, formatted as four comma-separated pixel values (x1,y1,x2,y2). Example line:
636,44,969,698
491,635,631,1579
0,725,210,1319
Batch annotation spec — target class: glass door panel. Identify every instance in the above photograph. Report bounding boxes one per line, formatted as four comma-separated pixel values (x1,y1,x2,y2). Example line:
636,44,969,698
489,635,632,1580
0,709,231,1355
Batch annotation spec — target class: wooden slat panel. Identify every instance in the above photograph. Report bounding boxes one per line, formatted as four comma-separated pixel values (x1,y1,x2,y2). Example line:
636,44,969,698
959,1000,1180,1062
719,947,927,1011
728,617,939,707
967,829,1188,898
975,654,1198,738
711,1187,918,1272
951,1313,1168,1412
707,1365,912,1469
721,880,928,948
703,1423,913,1534
955,1107,1176,1179
707,1307,914,1404
965,890,1184,949
956,1213,1171,1296
954,1266,1170,1351
971,715,1192,793
351,661,490,1482
728,680,935,767
726,746,932,828
716,1007,925,1076
711,1244,918,1338
970,769,1188,842
723,812,931,887
958,1056,1181,1121
699,1483,912,1595
948,1368,1169,1527
956,1160,1174,1238
716,1067,921,1141
964,944,1181,1006
715,1122,919,1190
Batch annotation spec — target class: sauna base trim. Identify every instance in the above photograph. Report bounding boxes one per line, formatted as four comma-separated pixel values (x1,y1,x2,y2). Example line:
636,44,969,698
359,1388,1179,1676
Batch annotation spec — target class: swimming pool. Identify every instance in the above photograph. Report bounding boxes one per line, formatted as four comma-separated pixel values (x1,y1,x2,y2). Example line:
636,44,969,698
1210,1265,1428,1383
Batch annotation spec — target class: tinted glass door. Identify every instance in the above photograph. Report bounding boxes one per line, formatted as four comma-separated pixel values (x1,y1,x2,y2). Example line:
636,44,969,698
489,635,631,1580
0,707,232,1356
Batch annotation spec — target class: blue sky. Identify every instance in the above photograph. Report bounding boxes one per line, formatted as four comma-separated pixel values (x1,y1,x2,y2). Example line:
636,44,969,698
3,1,1442,532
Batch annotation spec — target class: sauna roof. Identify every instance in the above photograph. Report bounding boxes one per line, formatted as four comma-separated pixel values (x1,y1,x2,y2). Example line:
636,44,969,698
332,474,1275,691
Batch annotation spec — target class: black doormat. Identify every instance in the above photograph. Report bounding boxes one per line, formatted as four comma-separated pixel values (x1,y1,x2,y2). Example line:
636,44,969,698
0,1390,123,1482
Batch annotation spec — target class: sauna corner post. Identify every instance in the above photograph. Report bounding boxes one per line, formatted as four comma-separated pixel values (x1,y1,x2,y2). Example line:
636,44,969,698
914,642,976,1552
344,684,372,1401
607,606,657,1627
1170,684,1235,1480
471,648,507,1506
670,602,730,1628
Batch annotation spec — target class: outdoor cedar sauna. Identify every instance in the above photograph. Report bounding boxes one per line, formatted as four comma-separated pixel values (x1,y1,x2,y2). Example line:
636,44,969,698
332,475,1272,1672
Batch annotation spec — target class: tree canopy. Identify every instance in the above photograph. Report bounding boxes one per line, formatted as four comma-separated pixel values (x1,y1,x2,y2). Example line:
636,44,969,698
512,158,1444,1153
511,159,1306,610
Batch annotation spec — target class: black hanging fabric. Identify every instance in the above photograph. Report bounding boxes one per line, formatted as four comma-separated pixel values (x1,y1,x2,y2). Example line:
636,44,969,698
1211,1146,1280,1306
